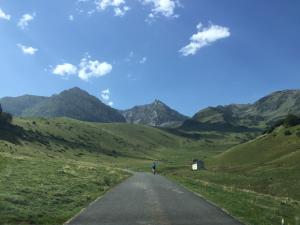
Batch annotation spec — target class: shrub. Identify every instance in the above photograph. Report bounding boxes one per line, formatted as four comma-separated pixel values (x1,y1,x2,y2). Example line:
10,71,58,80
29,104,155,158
264,115,300,134
263,119,284,134
284,130,292,136
283,114,300,127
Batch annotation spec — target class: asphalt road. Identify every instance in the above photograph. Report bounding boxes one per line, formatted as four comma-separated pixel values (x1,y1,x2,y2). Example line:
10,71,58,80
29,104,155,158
66,172,243,225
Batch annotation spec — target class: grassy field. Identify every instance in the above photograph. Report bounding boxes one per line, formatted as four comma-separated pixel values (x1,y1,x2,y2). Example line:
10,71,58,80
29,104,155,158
162,167,300,225
0,149,129,225
1,116,299,225
0,117,187,225
161,125,300,225
2,117,231,225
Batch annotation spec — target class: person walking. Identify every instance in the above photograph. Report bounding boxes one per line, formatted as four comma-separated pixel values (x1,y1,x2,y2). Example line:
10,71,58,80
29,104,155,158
151,161,157,175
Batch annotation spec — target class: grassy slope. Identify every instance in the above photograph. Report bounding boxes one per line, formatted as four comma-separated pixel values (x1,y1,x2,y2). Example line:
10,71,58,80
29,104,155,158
14,117,184,159
209,125,300,200
0,117,189,225
162,125,300,225
0,149,129,225
3,117,299,225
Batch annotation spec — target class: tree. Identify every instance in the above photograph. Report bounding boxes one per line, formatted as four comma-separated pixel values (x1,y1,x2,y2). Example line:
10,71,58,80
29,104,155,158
0,112,12,124
0,104,12,125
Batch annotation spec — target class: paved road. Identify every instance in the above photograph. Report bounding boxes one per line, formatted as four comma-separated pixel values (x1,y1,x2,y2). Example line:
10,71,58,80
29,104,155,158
66,172,243,225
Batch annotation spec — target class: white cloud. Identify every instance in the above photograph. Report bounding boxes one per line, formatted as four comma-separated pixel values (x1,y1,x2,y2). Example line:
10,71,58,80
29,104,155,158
69,15,74,21
78,57,112,81
18,13,35,29
52,55,112,81
139,56,147,64
96,0,125,10
17,44,38,55
142,0,179,18
52,63,78,76
95,0,129,16
196,22,203,30
179,23,230,56
0,8,11,20
100,89,114,106
114,6,130,17
101,88,110,100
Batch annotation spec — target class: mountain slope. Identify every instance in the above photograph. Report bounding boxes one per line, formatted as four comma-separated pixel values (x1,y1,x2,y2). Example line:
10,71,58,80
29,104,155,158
0,95,48,116
21,87,125,123
0,116,189,225
121,100,188,127
209,123,300,199
186,90,300,130
252,90,300,121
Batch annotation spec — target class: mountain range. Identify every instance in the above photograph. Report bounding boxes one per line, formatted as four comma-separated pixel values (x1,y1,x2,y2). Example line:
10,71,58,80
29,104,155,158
1,88,300,129
184,89,300,130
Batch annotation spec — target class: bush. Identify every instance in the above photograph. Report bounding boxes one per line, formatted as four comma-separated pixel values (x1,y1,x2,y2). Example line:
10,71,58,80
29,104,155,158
262,126,275,134
264,115,300,134
283,114,300,127
283,115,300,127
284,130,292,136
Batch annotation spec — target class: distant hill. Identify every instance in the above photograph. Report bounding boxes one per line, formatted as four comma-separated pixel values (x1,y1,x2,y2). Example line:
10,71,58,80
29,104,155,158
0,95,48,116
121,100,188,127
0,87,125,123
183,90,300,130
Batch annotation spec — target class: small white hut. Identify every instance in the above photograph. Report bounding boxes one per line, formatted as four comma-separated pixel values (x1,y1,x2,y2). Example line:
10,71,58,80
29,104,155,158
192,159,205,171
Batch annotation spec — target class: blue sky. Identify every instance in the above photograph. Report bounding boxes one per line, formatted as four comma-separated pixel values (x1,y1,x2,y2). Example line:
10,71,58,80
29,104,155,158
0,0,299,116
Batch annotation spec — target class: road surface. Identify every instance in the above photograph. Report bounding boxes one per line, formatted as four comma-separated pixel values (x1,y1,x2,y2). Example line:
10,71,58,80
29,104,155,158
66,172,243,225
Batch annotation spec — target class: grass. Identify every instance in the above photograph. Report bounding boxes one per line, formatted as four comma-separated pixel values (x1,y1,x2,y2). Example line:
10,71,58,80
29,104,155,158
165,170,300,225
160,125,300,225
0,117,195,225
0,141,130,225
1,117,299,225
209,125,300,200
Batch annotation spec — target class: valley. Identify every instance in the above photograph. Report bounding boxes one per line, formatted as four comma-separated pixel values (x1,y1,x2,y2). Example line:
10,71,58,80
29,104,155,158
1,88,300,225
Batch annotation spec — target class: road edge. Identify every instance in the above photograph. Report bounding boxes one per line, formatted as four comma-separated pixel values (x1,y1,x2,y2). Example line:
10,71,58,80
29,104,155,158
166,176,246,225
63,171,133,225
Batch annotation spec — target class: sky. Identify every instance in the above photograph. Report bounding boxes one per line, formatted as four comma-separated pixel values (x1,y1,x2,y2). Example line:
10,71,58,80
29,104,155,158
0,0,299,116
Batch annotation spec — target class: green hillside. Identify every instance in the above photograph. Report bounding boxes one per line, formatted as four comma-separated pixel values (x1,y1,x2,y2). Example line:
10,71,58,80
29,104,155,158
161,122,300,225
164,115,300,225
0,117,191,225
13,117,185,159
1,115,299,225
0,116,254,225
4,115,249,225
209,124,300,199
